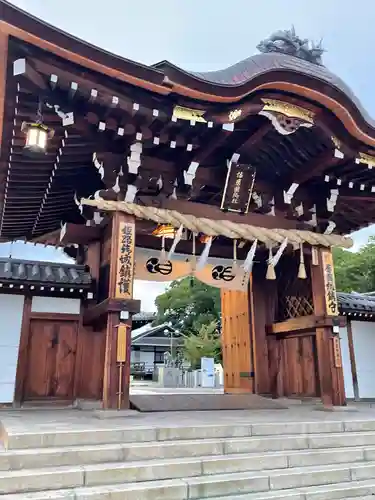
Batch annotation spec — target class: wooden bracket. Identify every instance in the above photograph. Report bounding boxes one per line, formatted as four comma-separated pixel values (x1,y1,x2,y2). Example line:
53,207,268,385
267,314,346,336
83,298,141,325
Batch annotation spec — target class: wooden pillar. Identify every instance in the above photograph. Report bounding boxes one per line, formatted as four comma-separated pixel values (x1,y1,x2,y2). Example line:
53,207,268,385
85,240,101,299
102,211,136,409
14,296,32,405
0,31,9,149
311,247,346,406
347,319,359,400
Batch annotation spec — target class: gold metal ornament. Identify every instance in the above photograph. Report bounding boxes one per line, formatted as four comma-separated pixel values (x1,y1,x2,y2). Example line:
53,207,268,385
228,109,242,121
355,152,375,169
172,105,207,123
260,98,315,124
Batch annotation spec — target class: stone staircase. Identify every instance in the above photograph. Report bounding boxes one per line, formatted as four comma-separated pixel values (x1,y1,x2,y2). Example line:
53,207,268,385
2,418,375,498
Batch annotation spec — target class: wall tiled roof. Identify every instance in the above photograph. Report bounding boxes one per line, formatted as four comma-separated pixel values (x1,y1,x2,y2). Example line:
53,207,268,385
338,292,375,314
0,258,91,287
132,311,156,322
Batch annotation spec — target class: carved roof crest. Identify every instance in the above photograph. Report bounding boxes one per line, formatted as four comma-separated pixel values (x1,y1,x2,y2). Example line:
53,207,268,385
257,26,325,66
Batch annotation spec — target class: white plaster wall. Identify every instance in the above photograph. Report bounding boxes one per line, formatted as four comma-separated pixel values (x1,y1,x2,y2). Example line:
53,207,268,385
0,294,24,402
351,321,375,399
31,296,80,314
339,326,354,399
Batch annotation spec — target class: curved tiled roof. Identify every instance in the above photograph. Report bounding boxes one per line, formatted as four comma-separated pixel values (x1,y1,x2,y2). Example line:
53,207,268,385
186,53,372,126
2,0,375,141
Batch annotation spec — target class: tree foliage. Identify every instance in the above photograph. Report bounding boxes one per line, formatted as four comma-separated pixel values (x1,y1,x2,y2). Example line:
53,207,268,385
154,277,220,333
333,237,375,293
182,321,221,369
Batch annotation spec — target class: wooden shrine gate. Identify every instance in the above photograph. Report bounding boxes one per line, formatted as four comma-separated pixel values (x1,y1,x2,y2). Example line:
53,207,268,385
220,251,344,405
221,288,254,393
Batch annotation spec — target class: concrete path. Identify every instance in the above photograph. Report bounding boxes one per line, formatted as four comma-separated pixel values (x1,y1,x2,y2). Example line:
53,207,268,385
1,403,375,435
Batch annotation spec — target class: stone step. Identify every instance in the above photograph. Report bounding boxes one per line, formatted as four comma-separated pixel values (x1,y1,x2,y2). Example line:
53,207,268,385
1,459,375,495
3,477,375,500
5,419,375,450
0,441,373,471
125,430,375,461
4,430,375,470
6,426,375,458
206,479,375,499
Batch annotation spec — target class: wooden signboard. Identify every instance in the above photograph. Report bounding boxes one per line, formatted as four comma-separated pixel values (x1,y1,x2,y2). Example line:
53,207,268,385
115,220,135,299
321,250,339,316
221,162,255,213
332,337,342,368
117,324,128,363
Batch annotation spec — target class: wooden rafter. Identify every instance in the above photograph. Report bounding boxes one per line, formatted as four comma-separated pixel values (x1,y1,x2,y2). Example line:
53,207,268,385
292,148,346,185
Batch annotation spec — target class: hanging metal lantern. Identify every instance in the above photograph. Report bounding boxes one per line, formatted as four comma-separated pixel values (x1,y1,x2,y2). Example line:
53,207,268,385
21,99,54,154
21,122,54,153
152,224,175,238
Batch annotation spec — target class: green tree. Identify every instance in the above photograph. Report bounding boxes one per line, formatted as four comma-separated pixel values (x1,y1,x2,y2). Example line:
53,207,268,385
333,237,375,292
182,321,221,369
154,277,220,333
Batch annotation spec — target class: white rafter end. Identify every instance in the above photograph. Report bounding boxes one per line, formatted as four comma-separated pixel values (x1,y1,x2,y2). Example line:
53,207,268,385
334,148,344,159
50,74,58,87
231,153,240,164
13,58,26,76
222,123,234,132
62,112,74,127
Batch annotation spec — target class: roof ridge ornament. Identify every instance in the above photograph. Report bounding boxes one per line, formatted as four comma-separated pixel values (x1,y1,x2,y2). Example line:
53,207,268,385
257,26,325,66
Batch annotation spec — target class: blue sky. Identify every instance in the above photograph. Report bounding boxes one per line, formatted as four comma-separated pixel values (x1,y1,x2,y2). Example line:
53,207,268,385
4,0,375,309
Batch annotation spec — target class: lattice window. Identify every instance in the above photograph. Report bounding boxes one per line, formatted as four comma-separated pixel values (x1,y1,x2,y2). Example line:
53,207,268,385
277,256,314,320
283,294,314,318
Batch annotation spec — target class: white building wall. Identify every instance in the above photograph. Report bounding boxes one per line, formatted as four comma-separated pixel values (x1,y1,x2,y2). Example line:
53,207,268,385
31,296,80,314
339,326,354,399
0,294,24,402
351,320,375,399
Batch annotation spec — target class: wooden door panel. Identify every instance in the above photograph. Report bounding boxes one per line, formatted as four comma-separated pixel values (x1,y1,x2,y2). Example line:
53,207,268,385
24,320,54,398
54,322,77,398
24,319,78,401
282,335,318,397
221,288,253,393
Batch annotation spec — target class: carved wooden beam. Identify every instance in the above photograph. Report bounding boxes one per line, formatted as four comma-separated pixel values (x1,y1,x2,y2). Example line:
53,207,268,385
267,315,346,336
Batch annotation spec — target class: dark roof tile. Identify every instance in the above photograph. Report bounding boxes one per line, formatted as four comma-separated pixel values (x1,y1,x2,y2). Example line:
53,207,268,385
338,292,375,314
0,258,91,287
